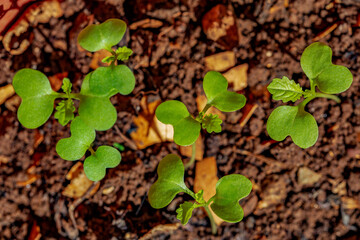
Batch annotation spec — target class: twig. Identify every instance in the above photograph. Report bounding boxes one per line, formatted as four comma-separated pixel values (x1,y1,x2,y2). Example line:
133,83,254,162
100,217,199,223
114,125,138,150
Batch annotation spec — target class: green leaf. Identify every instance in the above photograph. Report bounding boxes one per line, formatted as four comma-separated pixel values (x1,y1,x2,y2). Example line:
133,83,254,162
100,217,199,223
89,65,135,96
195,190,206,204
12,68,58,129
56,116,95,160
210,174,252,223
155,100,200,146
300,42,353,94
148,154,191,208
176,201,197,225
267,76,303,102
78,19,126,52
61,78,72,95
203,71,246,112
266,106,318,148
201,114,222,133
83,146,121,181
116,46,133,61
54,99,75,126
78,73,117,131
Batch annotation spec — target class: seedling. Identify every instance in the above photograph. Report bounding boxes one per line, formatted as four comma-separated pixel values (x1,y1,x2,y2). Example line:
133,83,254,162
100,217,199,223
148,154,252,234
267,42,353,148
150,71,251,233
12,19,135,181
155,71,246,167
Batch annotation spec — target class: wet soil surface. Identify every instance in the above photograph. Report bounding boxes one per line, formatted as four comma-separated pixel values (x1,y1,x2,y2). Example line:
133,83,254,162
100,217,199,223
1,0,360,239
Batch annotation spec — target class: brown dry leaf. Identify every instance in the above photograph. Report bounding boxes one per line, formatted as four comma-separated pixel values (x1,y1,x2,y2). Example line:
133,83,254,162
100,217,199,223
0,84,15,105
63,162,100,198
297,167,322,186
341,197,360,210
179,135,204,161
130,98,173,149
204,51,235,72
48,72,68,91
194,157,223,225
223,64,248,91
196,95,225,120
140,223,181,240
28,221,41,240
129,19,163,30
257,177,287,209
90,49,112,69
202,4,238,49
2,0,63,55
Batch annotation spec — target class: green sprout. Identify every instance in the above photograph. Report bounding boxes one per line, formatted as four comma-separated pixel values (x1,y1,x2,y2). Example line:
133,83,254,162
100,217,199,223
267,42,353,148
148,154,252,234
155,71,245,164
12,19,134,181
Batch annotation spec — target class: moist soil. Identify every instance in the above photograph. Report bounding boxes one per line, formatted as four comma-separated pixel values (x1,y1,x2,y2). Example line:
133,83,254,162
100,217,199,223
1,0,360,239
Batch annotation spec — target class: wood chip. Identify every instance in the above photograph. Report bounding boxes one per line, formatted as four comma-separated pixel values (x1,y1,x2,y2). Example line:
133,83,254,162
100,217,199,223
257,177,287,209
0,84,15,105
140,223,181,240
312,22,339,42
204,51,235,72
223,64,248,91
129,19,163,30
4,95,21,111
239,103,258,127
341,197,360,210
297,167,322,186
194,157,223,225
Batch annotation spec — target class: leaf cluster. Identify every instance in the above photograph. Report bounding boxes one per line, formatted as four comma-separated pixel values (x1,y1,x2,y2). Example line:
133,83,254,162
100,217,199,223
13,19,135,181
267,42,353,148
148,154,252,224
155,71,246,146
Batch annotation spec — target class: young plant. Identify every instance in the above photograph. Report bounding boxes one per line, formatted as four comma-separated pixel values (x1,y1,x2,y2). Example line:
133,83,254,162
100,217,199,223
155,71,246,167
267,42,353,148
148,154,252,234
149,71,252,233
12,19,135,181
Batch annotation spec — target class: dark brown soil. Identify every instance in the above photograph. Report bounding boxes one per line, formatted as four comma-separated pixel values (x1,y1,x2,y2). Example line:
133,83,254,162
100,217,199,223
1,0,360,239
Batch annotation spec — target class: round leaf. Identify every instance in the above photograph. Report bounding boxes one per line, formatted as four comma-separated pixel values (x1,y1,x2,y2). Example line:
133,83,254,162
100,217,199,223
267,106,318,148
203,71,246,112
56,116,95,160
316,65,353,94
89,65,135,96
300,42,332,80
84,146,121,181
148,154,191,209
210,174,252,223
155,101,201,146
78,19,126,52
12,69,58,129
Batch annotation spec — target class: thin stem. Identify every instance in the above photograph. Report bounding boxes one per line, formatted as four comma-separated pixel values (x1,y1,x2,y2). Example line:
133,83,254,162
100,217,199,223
204,205,217,235
184,143,196,169
314,92,341,103
201,103,211,115
88,146,95,155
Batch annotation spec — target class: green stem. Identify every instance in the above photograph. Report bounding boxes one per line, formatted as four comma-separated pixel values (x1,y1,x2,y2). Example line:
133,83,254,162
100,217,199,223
88,145,95,155
201,103,211,115
298,92,341,109
184,143,196,169
204,205,217,235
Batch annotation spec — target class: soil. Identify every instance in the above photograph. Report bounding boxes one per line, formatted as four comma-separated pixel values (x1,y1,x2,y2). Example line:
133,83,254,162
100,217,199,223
1,0,360,239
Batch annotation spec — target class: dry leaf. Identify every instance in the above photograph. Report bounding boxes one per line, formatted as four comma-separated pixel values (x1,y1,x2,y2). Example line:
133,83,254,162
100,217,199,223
63,162,100,198
129,18,163,30
130,98,173,149
194,157,223,225
341,197,360,210
28,221,41,240
2,0,63,55
140,223,181,240
297,167,322,186
179,135,204,161
0,84,15,105
90,49,112,69
257,177,287,209
204,51,235,72
223,64,248,91
48,72,68,91
196,95,225,120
